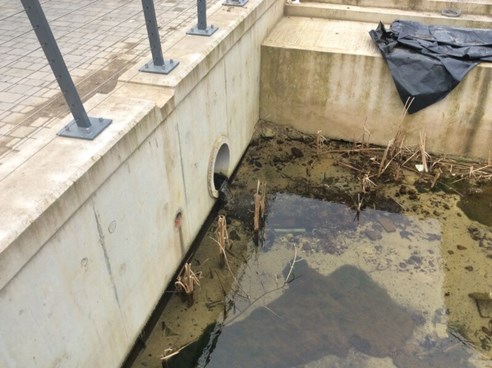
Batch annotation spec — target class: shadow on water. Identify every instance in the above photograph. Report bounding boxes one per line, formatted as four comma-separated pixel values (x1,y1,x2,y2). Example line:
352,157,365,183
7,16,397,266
428,179,492,226
165,261,473,368
205,261,416,367
457,183,492,227
163,194,475,368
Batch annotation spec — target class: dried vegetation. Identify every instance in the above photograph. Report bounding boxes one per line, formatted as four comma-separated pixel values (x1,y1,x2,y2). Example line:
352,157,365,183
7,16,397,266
316,98,492,200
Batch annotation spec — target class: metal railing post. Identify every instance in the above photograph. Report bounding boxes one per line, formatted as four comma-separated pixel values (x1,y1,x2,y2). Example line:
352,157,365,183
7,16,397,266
20,0,111,140
140,0,179,74
187,0,218,37
223,0,248,6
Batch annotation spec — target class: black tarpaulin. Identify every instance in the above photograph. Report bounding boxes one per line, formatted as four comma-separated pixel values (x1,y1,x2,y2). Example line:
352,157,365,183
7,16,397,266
369,20,492,113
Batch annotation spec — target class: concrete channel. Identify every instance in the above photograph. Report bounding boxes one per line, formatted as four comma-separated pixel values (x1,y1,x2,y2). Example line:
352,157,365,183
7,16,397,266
0,0,490,367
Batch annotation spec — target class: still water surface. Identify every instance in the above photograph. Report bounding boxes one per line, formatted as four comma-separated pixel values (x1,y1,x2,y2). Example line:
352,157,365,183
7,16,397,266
132,124,492,368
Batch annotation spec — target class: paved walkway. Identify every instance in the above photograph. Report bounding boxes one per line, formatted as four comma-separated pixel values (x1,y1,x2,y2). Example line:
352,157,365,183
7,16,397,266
0,0,220,179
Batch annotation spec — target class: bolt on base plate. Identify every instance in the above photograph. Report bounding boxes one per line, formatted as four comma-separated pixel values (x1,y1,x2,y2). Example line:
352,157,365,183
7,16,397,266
57,117,112,140
187,25,218,37
223,0,248,6
441,8,461,17
139,59,179,75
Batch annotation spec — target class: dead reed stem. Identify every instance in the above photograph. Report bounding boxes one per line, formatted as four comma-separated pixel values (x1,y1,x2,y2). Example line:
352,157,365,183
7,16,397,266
377,97,414,178
253,180,266,245
361,118,370,148
419,130,429,173
316,130,326,155
377,143,391,178
210,214,250,299
216,215,230,268
330,96,492,192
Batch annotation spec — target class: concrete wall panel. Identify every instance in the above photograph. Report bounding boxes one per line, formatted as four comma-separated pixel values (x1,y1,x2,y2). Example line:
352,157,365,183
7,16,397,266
260,17,492,158
0,0,284,367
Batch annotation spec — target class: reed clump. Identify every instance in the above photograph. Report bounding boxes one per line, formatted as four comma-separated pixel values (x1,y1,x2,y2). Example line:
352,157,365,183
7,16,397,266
175,262,201,307
322,97,492,197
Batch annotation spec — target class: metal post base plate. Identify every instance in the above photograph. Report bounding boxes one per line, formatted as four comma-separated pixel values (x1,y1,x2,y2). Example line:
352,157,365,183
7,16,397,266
441,8,461,17
57,117,112,140
139,59,179,75
223,0,248,6
187,25,218,37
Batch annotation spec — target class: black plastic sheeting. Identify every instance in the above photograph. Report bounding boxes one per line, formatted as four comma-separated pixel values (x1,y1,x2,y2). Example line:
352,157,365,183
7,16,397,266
369,20,492,113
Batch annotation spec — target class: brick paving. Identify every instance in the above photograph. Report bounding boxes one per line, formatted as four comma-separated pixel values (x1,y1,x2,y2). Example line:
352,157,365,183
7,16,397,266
0,0,221,179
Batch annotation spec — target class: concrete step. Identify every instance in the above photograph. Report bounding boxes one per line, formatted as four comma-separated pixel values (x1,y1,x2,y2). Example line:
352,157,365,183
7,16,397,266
286,1,492,28
296,0,492,16
260,16,492,158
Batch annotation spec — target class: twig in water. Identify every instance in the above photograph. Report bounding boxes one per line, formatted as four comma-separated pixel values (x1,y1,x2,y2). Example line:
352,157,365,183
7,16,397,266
339,160,364,173
320,147,387,155
209,236,250,301
360,172,376,193
284,246,300,284
262,305,283,319
225,246,302,326
431,169,442,189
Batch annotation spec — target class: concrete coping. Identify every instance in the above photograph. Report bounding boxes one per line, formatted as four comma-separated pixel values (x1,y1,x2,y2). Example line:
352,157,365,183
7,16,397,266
0,0,279,290
263,16,492,66
297,0,492,17
286,1,492,29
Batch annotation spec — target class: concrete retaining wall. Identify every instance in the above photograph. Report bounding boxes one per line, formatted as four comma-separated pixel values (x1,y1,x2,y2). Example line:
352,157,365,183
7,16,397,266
0,1,284,367
260,16,492,159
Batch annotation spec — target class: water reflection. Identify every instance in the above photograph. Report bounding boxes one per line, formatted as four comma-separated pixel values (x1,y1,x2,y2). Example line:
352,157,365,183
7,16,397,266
195,193,482,368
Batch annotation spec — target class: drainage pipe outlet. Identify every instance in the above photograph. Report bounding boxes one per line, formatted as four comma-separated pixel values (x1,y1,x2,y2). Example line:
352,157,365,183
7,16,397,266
208,136,230,199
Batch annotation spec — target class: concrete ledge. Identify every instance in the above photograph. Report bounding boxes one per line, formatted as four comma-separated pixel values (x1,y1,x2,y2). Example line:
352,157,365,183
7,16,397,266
260,16,492,159
0,94,164,290
298,0,492,16
286,2,492,28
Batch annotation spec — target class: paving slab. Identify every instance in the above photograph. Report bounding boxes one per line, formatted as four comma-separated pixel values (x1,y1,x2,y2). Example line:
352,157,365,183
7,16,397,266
0,0,221,180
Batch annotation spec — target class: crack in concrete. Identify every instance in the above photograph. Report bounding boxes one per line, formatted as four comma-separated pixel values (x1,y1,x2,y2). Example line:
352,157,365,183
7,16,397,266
93,207,121,308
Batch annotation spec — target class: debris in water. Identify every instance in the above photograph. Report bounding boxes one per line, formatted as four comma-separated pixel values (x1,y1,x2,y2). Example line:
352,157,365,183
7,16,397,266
378,216,397,233
469,292,492,318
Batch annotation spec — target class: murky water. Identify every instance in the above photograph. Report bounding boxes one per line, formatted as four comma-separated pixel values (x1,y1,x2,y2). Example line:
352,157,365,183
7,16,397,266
130,122,492,368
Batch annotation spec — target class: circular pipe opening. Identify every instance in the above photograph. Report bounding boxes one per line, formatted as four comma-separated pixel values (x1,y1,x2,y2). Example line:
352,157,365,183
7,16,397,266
208,136,230,198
